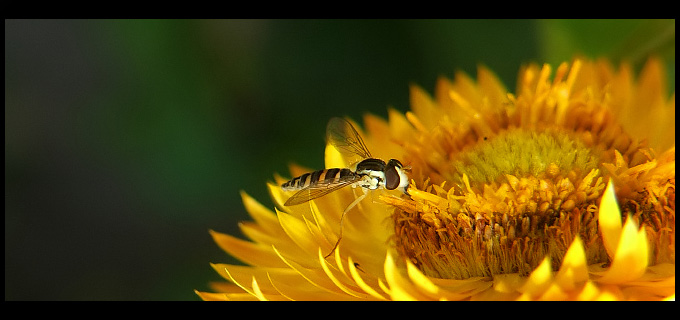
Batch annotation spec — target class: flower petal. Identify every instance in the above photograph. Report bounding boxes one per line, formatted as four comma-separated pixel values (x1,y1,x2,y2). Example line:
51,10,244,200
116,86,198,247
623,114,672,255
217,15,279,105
240,191,283,236
251,276,268,301
575,281,604,300
518,257,554,299
598,180,622,259
271,245,352,299
387,107,416,143
410,84,440,130
406,259,441,299
384,251,429,300
347,255,388,300
266,272,342,301
324,142,349,169
596,216,649,284
277,208,321,257
218,266,287,301
195,289,250,301
430,276,494,301
476,65,508,108
268,182,289,209
209,230,287,267
554,236,589,291
317,249,367,299
538,283,569,301
403,259,490,301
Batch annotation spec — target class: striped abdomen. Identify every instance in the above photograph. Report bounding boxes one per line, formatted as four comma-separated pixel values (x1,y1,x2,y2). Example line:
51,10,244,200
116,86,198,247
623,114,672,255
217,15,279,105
281,168,356,191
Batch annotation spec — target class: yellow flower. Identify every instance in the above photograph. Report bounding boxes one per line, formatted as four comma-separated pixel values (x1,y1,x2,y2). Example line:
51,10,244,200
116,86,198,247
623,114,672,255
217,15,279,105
197,58,675,301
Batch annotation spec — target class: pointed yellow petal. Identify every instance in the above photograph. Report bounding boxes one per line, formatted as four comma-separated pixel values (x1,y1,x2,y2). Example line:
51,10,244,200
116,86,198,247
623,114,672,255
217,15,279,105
451,70,481,110
209,230,286,267
477,65,508,111
238,221,280,245
194,290,230,301
363,113,396,159
519,257,554,298
406,259,441,298
212,264,293,295
268,181,288,209
555,236,589,290
387,107,416,143
409,84,439,129
596,216,649,284
219,265,286,301
333,246,348,279
490,274,523,296
270,245,348,298
325,141,349,169
347,255,388,300
384,251,426,300
405,111,428,133
309,201,338,248
237,221,312,262
598,180,622,259
538,283,568,301
635,58,665,114
277,208,320,256
435,76,457,113
448,89,478,119
317,249,365,299
595,290,620,301
240,190,282,235
575,281,601,301
430,277,495,300
302,214,333,251
221,265,257,298
265,272,341,301
406,260,488,301
208,281,246,294
251,276,268,301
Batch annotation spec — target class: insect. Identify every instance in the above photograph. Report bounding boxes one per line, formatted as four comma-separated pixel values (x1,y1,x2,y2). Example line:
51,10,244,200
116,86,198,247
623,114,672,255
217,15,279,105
281,117,410,258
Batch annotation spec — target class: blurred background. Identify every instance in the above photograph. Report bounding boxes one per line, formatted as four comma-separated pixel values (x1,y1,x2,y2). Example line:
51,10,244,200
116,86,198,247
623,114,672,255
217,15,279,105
5,19,674,300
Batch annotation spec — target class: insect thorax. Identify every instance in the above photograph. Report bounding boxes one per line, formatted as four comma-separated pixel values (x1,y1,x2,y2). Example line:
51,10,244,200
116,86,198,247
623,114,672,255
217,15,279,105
355,158,387,190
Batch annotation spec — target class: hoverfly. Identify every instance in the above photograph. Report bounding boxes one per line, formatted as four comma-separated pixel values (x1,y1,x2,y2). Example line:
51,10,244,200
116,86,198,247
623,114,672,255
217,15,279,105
281,117,410,258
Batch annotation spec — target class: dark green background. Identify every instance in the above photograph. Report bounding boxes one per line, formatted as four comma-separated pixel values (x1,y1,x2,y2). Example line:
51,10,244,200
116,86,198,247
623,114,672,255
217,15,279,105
5,19,674,300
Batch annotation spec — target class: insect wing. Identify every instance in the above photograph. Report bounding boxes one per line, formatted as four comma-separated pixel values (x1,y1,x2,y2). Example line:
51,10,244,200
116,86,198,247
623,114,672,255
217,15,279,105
326,117,372,163
284,175,360,206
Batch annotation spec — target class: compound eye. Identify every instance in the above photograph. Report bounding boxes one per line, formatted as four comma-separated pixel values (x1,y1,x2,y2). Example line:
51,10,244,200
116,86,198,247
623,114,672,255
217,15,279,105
384,163,401,190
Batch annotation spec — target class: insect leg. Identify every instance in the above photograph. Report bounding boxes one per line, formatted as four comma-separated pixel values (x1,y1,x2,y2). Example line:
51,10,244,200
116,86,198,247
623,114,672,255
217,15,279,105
324,191,367,259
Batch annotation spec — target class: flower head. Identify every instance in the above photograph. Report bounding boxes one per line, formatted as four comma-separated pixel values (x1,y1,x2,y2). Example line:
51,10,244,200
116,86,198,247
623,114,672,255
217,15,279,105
197,58,674,301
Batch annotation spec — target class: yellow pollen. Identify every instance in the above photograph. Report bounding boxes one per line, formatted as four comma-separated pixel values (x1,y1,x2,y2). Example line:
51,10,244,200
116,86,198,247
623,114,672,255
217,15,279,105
448,129,599,191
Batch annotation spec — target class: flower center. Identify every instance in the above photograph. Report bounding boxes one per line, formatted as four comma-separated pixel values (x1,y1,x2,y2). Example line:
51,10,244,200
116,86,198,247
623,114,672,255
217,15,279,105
391,127,615,279
385,61,674,281
447,129,599,190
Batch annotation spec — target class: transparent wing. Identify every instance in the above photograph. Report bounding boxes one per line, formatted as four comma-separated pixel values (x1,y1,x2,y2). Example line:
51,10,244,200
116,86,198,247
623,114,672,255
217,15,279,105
326,117,372,162
284,175,360,206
